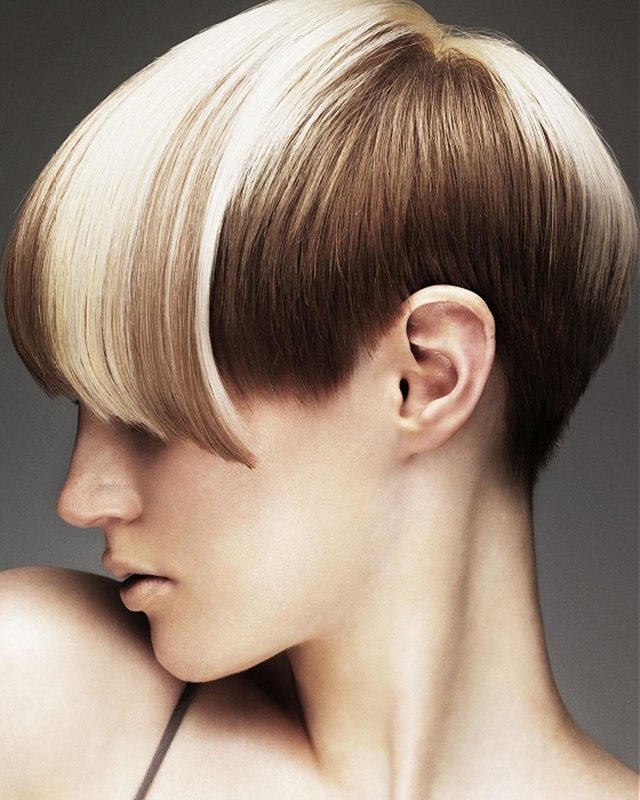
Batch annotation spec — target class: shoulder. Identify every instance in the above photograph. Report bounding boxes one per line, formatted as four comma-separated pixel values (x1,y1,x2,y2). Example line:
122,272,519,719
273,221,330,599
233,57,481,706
0,565,186,798
0,564,175,683
569,730,639,800
543,716,639,800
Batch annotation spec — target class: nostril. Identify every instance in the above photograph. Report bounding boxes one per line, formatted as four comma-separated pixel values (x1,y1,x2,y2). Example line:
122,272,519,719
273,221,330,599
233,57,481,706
57,480,143,528
56,481,123,529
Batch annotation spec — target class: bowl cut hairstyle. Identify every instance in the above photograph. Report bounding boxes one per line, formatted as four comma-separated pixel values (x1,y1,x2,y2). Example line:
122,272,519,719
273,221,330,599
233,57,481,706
3,0,639,492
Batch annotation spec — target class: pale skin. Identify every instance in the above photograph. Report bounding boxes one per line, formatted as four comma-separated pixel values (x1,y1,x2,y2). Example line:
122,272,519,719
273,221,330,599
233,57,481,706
1,284,637,798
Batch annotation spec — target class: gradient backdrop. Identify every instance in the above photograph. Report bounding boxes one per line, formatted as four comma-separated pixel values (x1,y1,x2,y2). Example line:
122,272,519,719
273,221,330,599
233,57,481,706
1,0,638,772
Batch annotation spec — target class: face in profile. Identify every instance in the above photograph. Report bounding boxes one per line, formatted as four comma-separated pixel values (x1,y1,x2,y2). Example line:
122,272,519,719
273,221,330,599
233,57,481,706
3,0,638,794
57,351,402,684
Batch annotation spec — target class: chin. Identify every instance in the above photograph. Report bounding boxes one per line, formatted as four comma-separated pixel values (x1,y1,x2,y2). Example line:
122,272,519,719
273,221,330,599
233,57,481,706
147,624,247,683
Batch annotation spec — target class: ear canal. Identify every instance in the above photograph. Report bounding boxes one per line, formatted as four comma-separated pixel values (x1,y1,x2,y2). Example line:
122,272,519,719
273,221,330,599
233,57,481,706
400,378,409,401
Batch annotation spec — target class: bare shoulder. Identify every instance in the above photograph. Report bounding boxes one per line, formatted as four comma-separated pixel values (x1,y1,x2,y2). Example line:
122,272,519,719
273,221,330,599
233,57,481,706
556,720,639,800
576,735,638,799
0,564,178,685
0,565,185,798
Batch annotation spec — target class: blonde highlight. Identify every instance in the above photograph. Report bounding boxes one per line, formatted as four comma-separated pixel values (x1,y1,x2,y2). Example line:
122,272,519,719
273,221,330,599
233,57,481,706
3,0,638,489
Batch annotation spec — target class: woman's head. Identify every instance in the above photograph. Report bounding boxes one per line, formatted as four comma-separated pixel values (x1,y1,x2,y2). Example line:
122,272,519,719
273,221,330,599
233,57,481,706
3,0,638,494
57,280,501,683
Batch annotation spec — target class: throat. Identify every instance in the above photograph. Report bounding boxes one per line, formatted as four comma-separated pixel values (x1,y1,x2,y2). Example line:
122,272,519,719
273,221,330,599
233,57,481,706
244,650,308,732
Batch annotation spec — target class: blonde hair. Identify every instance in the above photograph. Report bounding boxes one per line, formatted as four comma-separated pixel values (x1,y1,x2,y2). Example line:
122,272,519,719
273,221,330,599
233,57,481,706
3,0,638,491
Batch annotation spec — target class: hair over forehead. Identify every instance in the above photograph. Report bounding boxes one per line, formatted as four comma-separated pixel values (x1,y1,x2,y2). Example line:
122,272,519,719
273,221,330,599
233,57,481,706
3,0,638,488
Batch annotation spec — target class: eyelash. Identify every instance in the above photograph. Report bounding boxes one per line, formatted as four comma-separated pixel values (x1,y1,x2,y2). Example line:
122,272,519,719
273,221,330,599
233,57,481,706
69,400,158,442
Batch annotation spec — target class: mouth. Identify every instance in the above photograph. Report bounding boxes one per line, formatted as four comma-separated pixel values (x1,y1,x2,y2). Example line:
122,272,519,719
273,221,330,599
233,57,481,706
120,572,162,586
119,574,173,612
101,552,168,583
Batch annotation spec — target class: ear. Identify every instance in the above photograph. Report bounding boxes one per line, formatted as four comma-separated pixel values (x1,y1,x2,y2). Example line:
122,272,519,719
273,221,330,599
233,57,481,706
391,284,496,458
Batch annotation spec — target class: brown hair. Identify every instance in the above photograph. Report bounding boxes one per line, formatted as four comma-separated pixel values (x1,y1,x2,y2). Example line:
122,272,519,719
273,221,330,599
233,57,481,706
3,0,639,492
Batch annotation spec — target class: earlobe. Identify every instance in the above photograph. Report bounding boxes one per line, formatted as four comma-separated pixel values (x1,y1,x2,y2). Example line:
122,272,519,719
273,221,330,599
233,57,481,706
396,286,496,456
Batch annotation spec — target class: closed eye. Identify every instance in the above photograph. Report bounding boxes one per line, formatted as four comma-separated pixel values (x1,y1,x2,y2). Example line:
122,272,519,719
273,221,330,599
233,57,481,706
67,398,163,447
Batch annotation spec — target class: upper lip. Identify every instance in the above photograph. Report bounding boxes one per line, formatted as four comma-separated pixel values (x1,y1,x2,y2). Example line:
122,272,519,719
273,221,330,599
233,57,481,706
102,551,165,582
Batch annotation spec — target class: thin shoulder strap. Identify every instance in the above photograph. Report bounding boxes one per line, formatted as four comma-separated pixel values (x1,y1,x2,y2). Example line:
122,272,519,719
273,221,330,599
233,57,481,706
132,681,198,800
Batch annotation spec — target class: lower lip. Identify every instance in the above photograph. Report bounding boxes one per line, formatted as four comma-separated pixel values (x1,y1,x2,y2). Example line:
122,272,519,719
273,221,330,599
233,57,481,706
119,575,173,611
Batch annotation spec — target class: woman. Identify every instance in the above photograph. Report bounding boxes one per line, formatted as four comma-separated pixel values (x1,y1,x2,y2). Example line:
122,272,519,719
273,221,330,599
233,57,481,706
1,0,638,797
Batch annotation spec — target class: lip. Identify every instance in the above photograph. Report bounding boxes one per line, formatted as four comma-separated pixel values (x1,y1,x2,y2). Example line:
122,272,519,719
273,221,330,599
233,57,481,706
102,551,167,583
119,574,173,612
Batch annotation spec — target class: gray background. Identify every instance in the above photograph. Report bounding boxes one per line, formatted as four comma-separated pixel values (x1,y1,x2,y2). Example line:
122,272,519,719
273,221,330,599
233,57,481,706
1,0,638,772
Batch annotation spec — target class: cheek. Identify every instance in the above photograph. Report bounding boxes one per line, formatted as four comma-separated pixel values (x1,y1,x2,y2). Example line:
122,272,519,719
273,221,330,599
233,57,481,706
151,489,388,682
140,435,390,681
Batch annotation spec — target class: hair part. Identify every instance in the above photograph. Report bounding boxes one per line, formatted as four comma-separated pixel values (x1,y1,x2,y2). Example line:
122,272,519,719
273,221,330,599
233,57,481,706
3,0,639,491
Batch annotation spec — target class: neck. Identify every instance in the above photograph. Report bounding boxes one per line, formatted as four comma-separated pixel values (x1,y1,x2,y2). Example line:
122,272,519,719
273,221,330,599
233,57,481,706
269,477,577,798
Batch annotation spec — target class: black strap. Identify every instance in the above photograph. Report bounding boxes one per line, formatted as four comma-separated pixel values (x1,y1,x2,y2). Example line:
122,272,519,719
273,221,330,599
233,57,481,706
132,682,198,800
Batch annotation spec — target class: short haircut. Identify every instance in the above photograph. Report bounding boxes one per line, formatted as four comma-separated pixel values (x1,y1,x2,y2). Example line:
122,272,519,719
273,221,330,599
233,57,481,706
3,0,638,491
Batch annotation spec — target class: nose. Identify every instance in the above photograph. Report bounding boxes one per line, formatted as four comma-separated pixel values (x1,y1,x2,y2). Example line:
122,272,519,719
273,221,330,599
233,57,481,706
56,412,144,529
